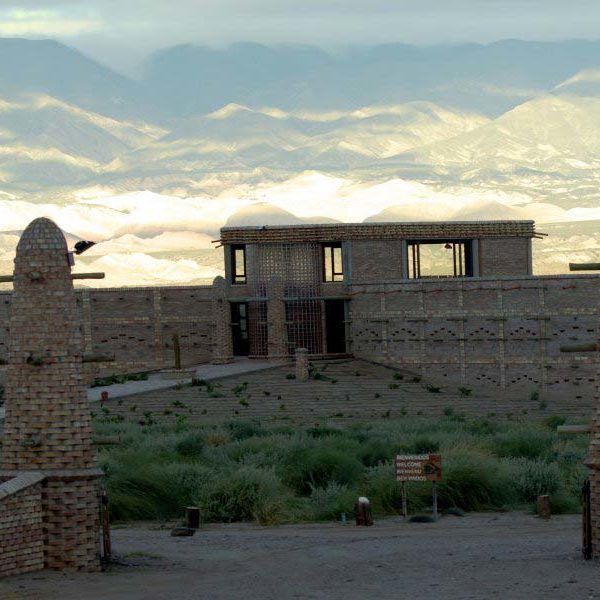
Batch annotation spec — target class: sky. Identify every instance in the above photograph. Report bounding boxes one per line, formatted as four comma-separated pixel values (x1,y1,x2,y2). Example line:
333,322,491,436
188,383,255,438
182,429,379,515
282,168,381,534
0,0,599,72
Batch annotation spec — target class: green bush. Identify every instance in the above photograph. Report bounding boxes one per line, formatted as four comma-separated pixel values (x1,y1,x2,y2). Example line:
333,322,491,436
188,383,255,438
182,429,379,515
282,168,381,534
508,458,561,502
437,451,515,510
307,483,356,520
197,466,288,524
175,432,205,459
491,428,554,460
280,444,364,495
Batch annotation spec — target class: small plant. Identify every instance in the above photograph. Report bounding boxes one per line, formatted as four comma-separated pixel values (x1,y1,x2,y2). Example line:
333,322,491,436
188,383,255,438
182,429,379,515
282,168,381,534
330,379,338,384
208,391,224,398
354,371,362,377
538,400,548,411
172,400,185,408
285,373,296,380
443,407,454,417
458,386,472,397
382,410,391,419
191,378,206,387
279,403,286,411
393,373,404,381
129,404,137,412
399,408,407,417
388,383,399,390
544,415,566,430
201,409,207,415
263,391,271,396
232,382,248,395
163,409,172,416
425,385,442,393
530,389,540,402
239,398,249,407
175,383,184,391
412,376,422,383
374,393,380,399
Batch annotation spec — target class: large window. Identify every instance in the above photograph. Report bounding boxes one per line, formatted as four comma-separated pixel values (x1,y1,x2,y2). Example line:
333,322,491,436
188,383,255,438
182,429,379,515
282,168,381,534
231,244,247,284
408,240,473,278
322,242,344,282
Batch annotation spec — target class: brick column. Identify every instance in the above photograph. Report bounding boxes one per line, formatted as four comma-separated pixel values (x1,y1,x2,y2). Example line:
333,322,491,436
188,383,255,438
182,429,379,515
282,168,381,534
267,275,288,358
211,276,233,364
1,217,102,572
295,348,309,380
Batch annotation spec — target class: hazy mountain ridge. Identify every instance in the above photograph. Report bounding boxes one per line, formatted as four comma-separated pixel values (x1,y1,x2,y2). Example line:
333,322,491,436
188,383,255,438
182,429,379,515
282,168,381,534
0,38,598,285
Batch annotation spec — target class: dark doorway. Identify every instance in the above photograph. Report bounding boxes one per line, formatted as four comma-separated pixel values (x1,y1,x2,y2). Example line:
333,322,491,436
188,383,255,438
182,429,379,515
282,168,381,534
231,302,250,356
325,299,346,354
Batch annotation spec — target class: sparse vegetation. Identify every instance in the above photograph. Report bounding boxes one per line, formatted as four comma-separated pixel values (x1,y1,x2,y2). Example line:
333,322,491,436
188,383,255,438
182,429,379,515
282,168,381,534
93,415,588,525
92,372,149,387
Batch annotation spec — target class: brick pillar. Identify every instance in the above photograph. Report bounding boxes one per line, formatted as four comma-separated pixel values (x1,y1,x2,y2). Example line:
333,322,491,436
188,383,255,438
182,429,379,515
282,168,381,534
267,275,287,358
1,217,102,572
295,348,309,381
211,276,233,364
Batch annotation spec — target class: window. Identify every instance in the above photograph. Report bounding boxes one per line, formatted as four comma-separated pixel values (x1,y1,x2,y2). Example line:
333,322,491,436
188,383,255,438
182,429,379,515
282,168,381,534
231,244,247,284
408,240,473,278
323,242,344,282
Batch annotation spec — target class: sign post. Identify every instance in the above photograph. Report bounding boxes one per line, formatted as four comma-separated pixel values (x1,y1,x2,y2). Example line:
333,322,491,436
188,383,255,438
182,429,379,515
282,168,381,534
395,454,442,519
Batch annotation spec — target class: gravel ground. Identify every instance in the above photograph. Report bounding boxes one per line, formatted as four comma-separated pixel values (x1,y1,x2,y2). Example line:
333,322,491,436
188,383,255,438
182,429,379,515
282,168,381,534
1,513,599,600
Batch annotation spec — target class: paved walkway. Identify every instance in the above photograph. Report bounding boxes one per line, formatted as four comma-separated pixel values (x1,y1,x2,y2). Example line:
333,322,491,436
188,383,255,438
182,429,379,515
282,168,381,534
86,358,288,402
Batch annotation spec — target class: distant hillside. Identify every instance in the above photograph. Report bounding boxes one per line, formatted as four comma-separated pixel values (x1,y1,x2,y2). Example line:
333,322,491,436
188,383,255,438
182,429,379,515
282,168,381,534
0,38,145,120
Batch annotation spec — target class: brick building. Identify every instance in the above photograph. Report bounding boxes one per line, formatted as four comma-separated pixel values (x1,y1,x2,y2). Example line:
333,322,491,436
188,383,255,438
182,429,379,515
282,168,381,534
219,220,537,359
0,219,596,399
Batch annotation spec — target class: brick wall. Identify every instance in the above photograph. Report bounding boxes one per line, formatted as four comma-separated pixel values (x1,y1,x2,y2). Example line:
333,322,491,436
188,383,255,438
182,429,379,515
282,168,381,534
0,284,216,382
479,237,531,276
0,473,45,577
349,274,599,400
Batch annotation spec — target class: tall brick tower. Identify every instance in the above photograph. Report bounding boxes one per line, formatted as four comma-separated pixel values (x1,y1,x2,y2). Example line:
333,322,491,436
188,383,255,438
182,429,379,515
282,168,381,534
0,217,102,571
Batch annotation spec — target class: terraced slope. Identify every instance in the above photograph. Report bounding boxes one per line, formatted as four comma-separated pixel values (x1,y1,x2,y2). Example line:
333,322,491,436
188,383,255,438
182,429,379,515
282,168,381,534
98,359,591,425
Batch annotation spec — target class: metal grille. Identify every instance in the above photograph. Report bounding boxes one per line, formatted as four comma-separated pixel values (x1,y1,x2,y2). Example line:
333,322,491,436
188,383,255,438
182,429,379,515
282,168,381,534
248,300,268,357
248,243,323,355
286,300,323,354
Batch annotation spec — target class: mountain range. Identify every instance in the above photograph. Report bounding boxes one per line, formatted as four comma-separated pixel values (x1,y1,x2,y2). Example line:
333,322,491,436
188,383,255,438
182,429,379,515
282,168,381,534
0,37,598,285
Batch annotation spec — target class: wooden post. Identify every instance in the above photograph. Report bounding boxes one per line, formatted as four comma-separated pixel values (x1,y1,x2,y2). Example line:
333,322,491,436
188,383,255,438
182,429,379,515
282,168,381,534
432,482,438,520
583,479,592,560
537,495,551,520
186,506,201,529
101,491,111,561
401,482,408,519
173,333,181,370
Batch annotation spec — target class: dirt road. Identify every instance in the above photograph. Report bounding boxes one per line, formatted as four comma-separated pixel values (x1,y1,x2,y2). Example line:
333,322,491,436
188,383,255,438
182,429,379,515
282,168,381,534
1,513,598,600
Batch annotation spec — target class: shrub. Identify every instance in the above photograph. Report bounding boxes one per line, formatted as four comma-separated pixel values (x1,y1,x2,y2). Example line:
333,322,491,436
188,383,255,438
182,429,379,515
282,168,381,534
285,373,296,380
425,385,442,393
409,436,440,454
197,466,288,524
544,415,566,430
175,432,205,459
437,452,514,510
458,387,472,397
508,458,561,502
307,483,356,520
227,420,265,440
491,429,554,460
280,445,364,495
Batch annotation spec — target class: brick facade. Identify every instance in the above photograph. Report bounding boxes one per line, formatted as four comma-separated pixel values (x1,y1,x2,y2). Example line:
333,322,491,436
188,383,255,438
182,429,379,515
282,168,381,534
0,473,44,577
349,274,597,399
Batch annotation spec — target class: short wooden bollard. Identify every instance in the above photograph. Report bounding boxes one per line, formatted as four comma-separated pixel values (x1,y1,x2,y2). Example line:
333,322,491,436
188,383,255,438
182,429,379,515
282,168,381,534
186,506,201,529
355,497,373,526
537,495,551,520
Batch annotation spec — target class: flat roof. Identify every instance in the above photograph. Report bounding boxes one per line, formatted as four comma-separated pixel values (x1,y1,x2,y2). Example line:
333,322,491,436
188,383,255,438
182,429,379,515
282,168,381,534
219,220,540,244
